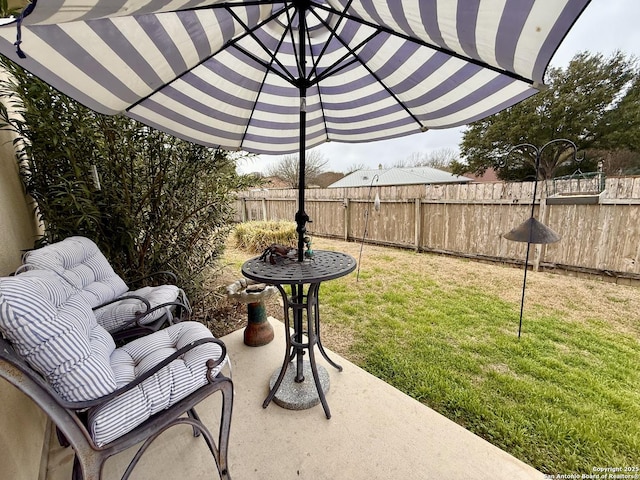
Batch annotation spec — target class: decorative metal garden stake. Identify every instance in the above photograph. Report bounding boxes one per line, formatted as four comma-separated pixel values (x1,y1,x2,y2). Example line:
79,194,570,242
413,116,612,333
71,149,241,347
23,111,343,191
503,139,579,337
357,174,379,282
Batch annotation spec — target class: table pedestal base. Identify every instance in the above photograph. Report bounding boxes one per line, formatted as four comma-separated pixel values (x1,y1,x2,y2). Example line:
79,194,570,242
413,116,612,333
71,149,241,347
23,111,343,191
268,361,329,411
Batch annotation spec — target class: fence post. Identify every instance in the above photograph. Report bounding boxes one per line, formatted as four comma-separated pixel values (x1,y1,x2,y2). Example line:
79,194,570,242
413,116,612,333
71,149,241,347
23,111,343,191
414,198,421,252
261,198,268,221
344,198,350,241
534,195,553,272
241,198,247,223
533,181,552,271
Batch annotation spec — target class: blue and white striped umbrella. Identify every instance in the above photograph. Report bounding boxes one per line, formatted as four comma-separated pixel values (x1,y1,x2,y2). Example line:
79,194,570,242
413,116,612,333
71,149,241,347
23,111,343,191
0,0,590,155
0,0,590,256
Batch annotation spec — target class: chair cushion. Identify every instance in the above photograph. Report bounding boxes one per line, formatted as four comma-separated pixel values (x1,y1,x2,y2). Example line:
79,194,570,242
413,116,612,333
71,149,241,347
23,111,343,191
21,237,183,332
0,272,227,446
21,236,129,308
94,285,181,332
88,321,227,447
0,270,117,402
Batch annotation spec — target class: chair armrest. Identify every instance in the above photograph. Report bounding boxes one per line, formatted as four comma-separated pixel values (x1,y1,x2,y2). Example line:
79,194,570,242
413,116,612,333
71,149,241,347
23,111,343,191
93,294,152,314
56,337,227,411
111,300,192,333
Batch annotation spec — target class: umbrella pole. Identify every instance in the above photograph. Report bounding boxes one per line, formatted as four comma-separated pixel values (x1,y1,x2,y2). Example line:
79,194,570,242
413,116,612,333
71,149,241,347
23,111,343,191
296,96,307,262
295,2,308,263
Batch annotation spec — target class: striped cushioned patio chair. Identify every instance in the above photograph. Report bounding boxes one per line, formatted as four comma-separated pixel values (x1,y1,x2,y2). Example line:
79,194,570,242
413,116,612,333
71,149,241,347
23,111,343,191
0,269,232,480
18,236,190,340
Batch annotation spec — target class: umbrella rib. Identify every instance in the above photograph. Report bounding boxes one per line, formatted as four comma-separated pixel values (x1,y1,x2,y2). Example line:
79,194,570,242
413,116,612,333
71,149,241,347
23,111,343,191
333,36,426,131
222,1,424,135
305,0,354,83
194,0,284,11
302,10,330,141
228,44,294,86
224,4,299,86
284,5,305,82
311,1,536,86
232,8,298,146
311,28,379,85
124,3,297,113
305,8,424,130
238,66,273,149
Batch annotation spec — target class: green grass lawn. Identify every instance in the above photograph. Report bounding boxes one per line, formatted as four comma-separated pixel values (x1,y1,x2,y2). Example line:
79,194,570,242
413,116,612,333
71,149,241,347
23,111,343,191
223,238,640,475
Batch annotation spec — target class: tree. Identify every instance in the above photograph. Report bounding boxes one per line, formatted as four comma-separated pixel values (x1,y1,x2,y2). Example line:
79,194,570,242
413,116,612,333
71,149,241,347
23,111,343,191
0,57,258,307
586,149,640,176
404,148,458,170
390,158,410,168
266,149,328,187
453,52,640,180
344,162,367,174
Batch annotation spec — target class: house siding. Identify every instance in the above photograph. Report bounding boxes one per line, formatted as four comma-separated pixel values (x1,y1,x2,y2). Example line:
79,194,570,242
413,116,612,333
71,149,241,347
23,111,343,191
0,98,47,480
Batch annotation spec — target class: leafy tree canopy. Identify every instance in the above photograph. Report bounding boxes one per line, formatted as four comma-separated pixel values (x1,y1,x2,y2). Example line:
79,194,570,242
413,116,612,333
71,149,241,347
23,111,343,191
453,52,640,180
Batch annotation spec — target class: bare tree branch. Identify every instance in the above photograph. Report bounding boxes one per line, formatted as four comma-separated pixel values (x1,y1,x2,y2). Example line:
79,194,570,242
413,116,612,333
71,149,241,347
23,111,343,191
265,150,329,187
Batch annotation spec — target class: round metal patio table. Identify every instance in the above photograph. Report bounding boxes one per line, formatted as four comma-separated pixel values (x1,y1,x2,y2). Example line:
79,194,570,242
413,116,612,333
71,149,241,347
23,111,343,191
241,250,356,419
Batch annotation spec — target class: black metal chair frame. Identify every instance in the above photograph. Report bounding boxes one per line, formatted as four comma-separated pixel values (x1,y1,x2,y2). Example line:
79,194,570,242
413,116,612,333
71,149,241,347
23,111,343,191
92,270,192,342
0,335,233,480
97,294,191,342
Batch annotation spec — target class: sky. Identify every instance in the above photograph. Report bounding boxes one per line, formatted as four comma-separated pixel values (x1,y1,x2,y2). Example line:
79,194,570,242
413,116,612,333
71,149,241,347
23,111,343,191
236,0,640,175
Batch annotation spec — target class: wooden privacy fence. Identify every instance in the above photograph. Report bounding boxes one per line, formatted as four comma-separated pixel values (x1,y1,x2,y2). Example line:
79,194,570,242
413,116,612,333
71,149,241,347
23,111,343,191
235,177,640,284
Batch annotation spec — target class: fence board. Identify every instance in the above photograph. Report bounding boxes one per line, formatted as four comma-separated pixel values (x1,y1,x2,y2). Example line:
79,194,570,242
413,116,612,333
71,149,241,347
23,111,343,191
235,177,640,281
306,200,344,237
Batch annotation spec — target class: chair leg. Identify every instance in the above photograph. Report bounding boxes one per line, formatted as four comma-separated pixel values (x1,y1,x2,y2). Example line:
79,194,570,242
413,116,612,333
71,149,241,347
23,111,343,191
217,378,234,480
72,455,81,480
71,381,232,480
187,408,202,437
191,378,234,480
56,426,70,448
73,451,106,480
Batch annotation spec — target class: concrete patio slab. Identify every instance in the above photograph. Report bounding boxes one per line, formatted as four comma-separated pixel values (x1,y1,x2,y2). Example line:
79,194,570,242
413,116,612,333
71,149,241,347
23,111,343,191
45,319,544,480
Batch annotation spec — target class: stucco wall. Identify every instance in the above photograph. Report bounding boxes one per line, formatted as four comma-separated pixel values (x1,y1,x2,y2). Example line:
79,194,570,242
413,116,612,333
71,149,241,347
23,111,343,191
0,115,48,479
0,128,39,274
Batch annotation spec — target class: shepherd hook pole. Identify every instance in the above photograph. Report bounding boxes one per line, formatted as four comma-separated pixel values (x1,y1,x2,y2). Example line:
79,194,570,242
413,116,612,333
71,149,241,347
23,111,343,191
356,174,379,282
